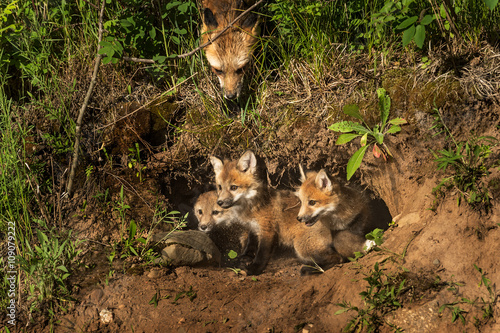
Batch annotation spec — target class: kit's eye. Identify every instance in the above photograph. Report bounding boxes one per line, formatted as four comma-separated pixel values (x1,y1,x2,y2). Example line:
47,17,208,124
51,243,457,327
212,210,220,215
218,184,222,191
230,185,238,191
213,67,223,75
308,200,317,206
198,209,203,215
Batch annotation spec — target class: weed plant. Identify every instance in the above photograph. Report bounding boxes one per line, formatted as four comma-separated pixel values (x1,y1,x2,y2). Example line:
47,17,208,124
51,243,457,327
431,108,499,212
329,88,407,180
17,220,83,314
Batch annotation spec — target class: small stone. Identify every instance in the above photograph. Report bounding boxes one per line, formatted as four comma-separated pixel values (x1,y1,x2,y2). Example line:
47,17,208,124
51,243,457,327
433,259,440,266
147,268,162,279
99,309,113,324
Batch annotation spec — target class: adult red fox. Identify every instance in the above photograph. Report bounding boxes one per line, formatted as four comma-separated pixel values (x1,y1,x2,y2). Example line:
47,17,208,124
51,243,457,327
210,151,342,275
200,0,260,100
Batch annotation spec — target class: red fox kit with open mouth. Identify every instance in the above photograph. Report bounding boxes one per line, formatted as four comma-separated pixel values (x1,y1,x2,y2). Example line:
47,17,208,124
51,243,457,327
200,0,260,100
210,151,342,275
296,166,385,258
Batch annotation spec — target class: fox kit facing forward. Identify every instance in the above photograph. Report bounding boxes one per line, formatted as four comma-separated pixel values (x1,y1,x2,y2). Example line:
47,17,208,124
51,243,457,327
296,167,386,258
194,190,250,255
200,0,260,100
210,151,342,275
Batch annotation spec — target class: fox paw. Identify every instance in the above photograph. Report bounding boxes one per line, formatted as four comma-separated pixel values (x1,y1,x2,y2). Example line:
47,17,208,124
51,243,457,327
244,263,264,276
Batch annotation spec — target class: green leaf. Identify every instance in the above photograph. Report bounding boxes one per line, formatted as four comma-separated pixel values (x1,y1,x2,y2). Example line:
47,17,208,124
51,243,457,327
386,125,401,134
377,88,390,127
329,121,369,134
228,250,238,259
483,0,499,11
343,104,362,120
421,14,435,25
346,145,369,180
129,220,137,240
414,25,426,48
334,308,350,315
402,25,416,47
57,265,69,273
360,133,368,146
388,118,407,125
149,292,159,307
336,133,360,145
396,16,418,30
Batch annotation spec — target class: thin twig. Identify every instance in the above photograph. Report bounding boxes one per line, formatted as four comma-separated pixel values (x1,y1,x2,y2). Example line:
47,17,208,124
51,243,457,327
66,0,106,197
122,56,156,64
176,0,263,59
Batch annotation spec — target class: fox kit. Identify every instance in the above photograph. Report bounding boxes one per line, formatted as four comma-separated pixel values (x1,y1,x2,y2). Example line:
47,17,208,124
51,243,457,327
200,0,260,100
210,151,342,275
296,166,385,258
194,190,250,254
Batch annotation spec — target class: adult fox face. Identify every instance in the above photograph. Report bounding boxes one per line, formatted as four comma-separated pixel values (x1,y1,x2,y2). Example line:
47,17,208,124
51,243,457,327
201,0,260,100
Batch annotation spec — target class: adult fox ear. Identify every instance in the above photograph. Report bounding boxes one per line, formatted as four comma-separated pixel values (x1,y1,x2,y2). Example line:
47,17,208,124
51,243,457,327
315,169,333,193
203,8,218,29
210,156,224,175
237,150,257,173
298,164,307,183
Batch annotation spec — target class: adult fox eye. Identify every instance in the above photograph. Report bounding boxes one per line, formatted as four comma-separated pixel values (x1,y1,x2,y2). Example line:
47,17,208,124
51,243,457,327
213,67,223,75
218,185,222,191
230,185,238,191
212,210,219,215
308,200,317,206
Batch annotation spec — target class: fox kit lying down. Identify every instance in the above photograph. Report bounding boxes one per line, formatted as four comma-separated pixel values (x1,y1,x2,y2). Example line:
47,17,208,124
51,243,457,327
210,151,342,275
200,0,260,100
296,166,388,258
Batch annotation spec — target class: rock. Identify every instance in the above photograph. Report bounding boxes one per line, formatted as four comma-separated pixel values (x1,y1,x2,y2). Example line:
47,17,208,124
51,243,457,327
99,309,113,324
156,230,222,267
147,268,162,279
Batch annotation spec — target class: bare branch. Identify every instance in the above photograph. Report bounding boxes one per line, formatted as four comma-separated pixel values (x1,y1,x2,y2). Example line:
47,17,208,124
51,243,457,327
66,0,106,197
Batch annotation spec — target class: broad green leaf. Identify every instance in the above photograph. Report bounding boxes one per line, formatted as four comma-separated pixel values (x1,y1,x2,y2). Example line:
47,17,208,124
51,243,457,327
421,14,435,25
396,16,418,30
388,118,407,125
483,0,499,11
402,25,415,47
336,133,360,145
374,132,384,144
346,145,369,180
414,25,426,48
329,121,370,134
343,104,362,120
57,265,69,273
228,250,238,259
386,125,401,134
